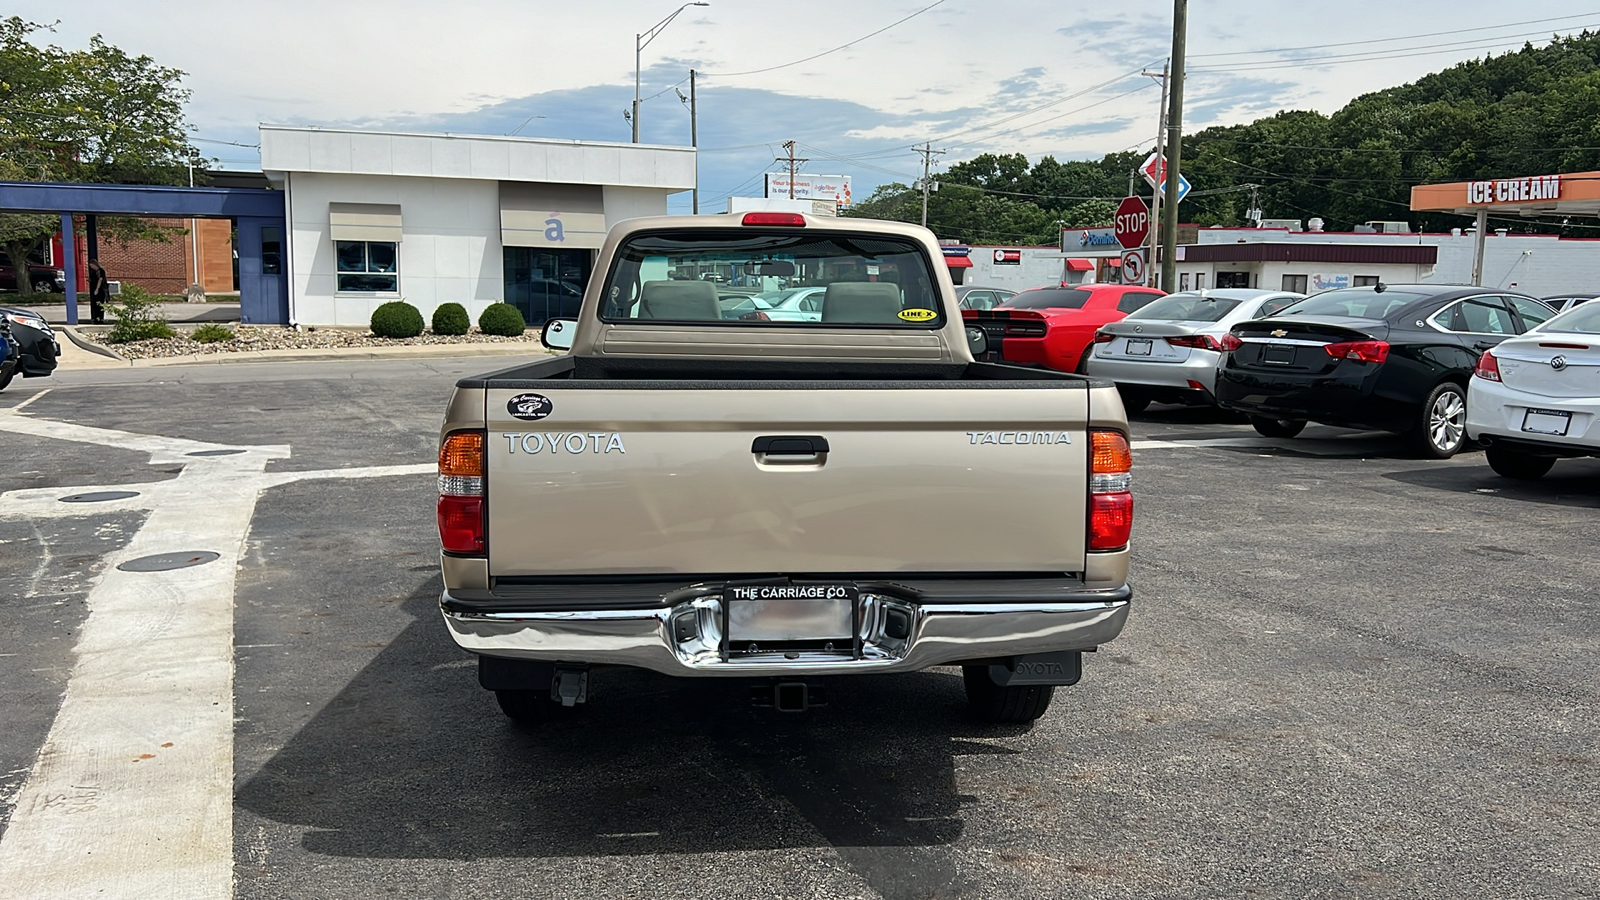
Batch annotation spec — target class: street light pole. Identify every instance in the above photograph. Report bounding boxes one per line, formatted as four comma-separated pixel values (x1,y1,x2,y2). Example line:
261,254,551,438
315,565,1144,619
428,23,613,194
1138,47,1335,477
633,2,710,144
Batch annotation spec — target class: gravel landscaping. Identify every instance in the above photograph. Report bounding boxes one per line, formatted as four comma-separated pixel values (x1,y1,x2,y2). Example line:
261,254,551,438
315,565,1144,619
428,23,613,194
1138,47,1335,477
84,325,542,359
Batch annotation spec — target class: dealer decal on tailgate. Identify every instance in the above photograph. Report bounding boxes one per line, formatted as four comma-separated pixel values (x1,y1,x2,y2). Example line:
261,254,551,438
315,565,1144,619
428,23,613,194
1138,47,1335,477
503,432,627,454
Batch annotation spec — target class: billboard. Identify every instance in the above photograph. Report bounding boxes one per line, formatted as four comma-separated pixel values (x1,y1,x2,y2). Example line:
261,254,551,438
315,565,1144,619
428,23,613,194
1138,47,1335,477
764,174,853,205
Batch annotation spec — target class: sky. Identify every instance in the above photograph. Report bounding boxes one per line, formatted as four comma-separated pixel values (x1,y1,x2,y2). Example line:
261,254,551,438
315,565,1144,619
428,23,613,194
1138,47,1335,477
14,0,1600,212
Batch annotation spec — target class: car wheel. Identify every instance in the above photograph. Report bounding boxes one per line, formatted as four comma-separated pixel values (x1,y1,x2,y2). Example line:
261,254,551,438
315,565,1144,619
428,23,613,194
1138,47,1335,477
1413,382,1468,459
1117,387,1151,414
30,278,57,294
1249,416,1306,438
1485,444,1556,480
0,368,14,391
1073,350,1092,375
962,665,1054,724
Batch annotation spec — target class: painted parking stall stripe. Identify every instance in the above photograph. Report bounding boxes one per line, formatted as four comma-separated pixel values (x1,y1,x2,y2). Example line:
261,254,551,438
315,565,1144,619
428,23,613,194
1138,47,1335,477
0,415,428,898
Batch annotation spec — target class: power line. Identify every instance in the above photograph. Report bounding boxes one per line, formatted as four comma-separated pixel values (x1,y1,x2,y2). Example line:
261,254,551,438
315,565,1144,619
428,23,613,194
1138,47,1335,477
1189,11,1600,58
927,64,1156,145
700,0,947,79
1192,29,1599,73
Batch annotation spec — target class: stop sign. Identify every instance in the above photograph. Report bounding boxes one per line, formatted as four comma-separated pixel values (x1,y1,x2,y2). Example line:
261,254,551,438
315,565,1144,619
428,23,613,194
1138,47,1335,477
1114,196,1150,250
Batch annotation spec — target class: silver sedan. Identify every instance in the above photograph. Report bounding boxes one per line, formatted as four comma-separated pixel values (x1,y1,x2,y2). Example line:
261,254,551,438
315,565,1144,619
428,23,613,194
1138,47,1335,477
1084,289,1304,410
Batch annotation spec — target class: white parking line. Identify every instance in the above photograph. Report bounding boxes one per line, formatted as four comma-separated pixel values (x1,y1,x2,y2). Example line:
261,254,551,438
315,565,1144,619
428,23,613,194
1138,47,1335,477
3,388,50,414
0,417,430,899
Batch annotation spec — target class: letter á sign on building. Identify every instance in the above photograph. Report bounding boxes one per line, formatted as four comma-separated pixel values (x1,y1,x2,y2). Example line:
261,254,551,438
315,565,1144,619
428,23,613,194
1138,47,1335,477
1114,197,1150,250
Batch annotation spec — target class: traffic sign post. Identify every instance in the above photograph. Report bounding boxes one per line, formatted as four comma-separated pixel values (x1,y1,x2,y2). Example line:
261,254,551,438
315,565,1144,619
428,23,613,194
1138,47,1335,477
1120,249,1146,284
1114,196,1150,250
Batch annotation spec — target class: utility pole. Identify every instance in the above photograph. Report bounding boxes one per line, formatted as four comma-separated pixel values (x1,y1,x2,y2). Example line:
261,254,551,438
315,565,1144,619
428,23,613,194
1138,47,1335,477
916,142,945,229
1142,61,1170,287
678,71,699,213
1159,0,1188,292
776,141,809,199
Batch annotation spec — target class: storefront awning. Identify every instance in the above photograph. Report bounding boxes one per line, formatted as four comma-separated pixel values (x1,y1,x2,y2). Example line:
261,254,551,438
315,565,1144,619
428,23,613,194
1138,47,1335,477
1065,258,1093,272
329,203,402,242
945,256,972,268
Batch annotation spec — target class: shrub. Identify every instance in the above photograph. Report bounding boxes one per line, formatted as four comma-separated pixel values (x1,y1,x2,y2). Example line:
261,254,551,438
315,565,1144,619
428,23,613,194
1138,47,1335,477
478,302,526,337
105,284,176,343
190,323,235,343
370,300,424,338
431,302,471,336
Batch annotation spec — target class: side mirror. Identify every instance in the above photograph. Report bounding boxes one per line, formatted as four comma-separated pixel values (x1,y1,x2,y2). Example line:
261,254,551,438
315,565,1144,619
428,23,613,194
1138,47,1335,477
541,318,577,351
965,325,988,357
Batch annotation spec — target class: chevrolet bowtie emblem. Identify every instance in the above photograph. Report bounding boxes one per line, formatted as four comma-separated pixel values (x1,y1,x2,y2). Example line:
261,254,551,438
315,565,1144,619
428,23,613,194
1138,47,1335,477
1270,329,1288,337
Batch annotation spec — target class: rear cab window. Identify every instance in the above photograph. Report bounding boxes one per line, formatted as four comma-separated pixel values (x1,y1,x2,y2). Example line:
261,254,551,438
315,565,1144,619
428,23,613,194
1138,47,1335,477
598,230,944,327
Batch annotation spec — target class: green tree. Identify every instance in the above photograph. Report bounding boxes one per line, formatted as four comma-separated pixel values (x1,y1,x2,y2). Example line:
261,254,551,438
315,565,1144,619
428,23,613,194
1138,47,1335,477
0,17,202,297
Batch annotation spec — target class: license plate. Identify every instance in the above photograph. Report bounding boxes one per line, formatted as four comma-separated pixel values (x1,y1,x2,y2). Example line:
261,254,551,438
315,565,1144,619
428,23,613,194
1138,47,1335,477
1522,408,1571,436
726,584,857,642
1125,338,1152,357
1263,345,1296,366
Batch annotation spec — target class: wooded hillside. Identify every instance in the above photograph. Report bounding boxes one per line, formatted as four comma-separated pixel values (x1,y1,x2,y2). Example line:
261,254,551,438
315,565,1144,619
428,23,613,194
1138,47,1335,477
848,32,1600,243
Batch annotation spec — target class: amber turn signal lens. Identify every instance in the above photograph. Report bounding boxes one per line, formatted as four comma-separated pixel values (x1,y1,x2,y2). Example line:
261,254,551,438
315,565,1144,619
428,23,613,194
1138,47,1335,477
439,431,484,478
1091,430,1132,474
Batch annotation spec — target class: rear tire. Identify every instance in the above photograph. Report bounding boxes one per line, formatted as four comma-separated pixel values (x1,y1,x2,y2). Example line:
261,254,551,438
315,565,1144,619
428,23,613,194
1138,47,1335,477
1250,416,1306,438
494,689,549,723
963,665,1054,724
1117,387,1151,414
1413,382,1468,459
1486,444,1556,480
0,368,14,391
1073,349,1093,375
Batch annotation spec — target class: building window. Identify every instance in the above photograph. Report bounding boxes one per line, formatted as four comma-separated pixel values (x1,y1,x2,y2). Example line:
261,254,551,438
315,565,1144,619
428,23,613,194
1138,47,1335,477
1179,273,1190,291
336,240,398,292
1194,272,1206,290
1282,274,1308,293
1216,271,1251,289
1353,275,1380,286
261,226,282,276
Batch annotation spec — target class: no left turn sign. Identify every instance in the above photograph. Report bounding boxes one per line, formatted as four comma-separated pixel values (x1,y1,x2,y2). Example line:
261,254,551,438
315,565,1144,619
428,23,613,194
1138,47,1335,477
1120,249,1146,284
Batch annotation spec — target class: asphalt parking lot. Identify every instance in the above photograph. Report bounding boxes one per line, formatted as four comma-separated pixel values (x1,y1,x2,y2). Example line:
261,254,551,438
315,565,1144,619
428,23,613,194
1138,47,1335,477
1,357,1597,900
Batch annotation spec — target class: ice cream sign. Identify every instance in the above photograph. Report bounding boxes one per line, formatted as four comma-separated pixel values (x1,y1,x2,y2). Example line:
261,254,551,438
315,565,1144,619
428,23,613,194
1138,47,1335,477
1466,175,1562,205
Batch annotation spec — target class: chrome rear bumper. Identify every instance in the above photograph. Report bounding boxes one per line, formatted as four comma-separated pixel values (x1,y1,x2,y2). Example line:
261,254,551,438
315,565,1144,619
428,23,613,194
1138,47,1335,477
441,584,1130,677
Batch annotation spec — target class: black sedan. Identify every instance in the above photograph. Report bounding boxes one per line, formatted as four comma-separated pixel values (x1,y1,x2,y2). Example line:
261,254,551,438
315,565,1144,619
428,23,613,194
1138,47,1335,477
1214,285,1556,458
0,306,60,387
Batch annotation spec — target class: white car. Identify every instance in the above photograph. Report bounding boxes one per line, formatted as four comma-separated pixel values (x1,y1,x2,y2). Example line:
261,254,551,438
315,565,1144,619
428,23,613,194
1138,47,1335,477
752,287,827,322
1466,301,1600,479
1084,289,1305,410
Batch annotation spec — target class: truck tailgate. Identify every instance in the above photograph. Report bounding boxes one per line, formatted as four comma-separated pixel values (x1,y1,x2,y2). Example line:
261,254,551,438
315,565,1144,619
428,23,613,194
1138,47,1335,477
485,384,1090,577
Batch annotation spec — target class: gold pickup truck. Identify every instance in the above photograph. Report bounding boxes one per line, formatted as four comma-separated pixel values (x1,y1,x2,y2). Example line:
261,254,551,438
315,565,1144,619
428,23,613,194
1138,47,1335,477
437,212,1133,725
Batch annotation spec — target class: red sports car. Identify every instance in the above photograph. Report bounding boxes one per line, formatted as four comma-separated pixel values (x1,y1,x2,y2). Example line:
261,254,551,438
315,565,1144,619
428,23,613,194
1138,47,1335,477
963,284,1167,373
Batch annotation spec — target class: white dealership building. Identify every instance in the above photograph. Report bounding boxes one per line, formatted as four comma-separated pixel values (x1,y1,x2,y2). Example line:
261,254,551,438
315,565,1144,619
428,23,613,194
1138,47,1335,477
259,126,695,327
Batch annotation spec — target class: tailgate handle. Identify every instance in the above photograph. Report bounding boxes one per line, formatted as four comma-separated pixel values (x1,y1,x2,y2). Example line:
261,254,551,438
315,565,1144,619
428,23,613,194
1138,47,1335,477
752,435,829,455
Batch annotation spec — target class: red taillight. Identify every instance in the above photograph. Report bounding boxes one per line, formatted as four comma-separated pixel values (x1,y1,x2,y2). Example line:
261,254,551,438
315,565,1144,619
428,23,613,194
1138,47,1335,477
740,310,771,321
1093,330,1115,343
438,430,485,554
437,496,484,554
1323,340,1389,363
1089,430,1132,551
1165,334,1224,351
1539,342,1591,350
1220,333,1243,352
1474,349,1502,382
741,212,806,226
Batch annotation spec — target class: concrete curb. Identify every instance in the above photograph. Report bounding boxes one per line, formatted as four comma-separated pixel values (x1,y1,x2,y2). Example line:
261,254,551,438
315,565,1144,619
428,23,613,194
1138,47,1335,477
129,342,558,367
61,327,128,361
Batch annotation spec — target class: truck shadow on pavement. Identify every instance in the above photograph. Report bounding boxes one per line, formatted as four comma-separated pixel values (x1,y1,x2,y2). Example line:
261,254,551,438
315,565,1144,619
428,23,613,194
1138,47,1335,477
236,584,1019,882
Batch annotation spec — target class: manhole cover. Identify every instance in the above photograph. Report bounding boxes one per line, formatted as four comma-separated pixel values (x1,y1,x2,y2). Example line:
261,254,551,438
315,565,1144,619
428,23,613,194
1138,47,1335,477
60,491,140,503
187,449,245,457
118,551,221,572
